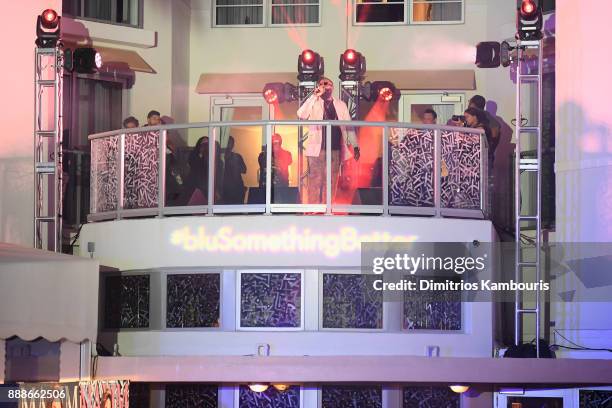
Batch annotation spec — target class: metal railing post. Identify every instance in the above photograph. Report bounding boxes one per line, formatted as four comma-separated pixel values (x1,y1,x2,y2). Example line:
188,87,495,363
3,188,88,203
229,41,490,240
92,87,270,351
117,133,125,220
158,130,167,218
207,126,215,215
325,124,332,214
433,129,441,217
265,124,272,214
382,126,389,216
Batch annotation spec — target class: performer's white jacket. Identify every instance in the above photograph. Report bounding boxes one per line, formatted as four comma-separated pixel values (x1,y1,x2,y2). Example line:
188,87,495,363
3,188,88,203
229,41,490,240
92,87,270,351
297,94,360,161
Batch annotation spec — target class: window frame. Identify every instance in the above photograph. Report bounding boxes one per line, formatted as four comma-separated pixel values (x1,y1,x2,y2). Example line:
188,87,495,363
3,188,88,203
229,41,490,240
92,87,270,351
63,0,144,29
235,269,305,331
212,0,321,28
409,0,464,25
269,0,322,27
352,0,465,26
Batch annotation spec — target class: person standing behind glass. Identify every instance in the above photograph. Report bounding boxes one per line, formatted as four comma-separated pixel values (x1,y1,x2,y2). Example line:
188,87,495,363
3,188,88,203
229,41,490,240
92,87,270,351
222,136,247,204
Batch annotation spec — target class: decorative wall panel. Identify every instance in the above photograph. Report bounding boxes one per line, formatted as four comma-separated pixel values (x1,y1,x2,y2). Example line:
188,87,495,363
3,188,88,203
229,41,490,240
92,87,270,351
123,131,160,209
321,386,382,408
403,277,461,330
579,390,612,407
440,130,481,210
167,273,221,328
389,128,434,207
322,273,383,329
240,273,301,328
403,386,460,408
165,384,218,408
129,382,150,408
91,136,119,213
104,275,150,329
239,385,300,408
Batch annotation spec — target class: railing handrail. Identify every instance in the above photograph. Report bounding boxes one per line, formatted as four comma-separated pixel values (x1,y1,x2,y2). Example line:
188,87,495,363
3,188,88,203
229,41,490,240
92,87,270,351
88,120,485,140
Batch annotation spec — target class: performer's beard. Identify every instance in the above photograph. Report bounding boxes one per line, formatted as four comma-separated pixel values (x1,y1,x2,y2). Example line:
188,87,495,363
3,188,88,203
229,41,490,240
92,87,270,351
323,89,333,99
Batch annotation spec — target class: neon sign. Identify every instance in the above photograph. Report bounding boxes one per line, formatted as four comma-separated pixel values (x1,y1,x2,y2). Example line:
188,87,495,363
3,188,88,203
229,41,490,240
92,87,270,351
170,226,417,258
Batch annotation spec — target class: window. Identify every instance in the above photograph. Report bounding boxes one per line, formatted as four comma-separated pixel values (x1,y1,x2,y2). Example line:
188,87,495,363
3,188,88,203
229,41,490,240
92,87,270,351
356,0,406,24
62,0,142,27
271,0,320,25
215,0,265,26
354,0,463,25
214,0,320,27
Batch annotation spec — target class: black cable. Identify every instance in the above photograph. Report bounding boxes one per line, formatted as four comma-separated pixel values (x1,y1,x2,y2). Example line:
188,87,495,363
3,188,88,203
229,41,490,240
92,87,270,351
553,330,612,353
69,224,84,250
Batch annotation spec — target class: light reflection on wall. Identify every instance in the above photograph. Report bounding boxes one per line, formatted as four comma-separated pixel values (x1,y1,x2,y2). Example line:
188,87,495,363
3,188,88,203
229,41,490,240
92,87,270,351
170,225,417,258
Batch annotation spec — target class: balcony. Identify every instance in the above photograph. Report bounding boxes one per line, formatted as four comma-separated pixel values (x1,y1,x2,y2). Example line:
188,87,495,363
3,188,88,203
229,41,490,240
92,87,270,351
88,120,488,221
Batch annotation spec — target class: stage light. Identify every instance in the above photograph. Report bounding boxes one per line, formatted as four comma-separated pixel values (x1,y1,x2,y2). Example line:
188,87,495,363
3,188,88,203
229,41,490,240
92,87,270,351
302,49,315,64
500,41,513,67
298,49,324,82
520,0,536,17
361,81,399,102
517,0,542,41
41,9,59,29
475,41,501,68
72,48,102,73
449,385,470,394
272,384,290,392
248,384,269,393
262,82,298,104
36,9,61,48
339,49,366,81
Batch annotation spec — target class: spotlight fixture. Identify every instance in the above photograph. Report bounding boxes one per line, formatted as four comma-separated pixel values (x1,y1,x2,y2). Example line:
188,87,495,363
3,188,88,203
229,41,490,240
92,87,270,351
449,385,470,394
36,9,61,48
517,0,542,41
272,384,290,392
339,49,366,81
361,81,399,102
500,41,513,67
248,384,269,393
262,82,298,104
297,49,324,82
70,48,103,74
475,41,501,68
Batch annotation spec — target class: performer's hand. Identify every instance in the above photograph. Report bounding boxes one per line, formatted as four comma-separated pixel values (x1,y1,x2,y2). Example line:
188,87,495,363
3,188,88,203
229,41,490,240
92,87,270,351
353,146,360,161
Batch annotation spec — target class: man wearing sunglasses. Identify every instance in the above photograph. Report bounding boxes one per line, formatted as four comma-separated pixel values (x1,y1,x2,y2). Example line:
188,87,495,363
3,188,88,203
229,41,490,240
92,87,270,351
297,77,360,205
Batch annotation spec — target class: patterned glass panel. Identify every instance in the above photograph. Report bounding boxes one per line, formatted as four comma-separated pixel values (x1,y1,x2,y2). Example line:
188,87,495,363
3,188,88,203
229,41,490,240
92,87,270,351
440,130,482,210
123,131,160,209
322,273,383,329
167,273,221,328
403,276,461,330
91,136,119,213
129,382,150,408
165,384,218,408
239,385,300,408
389,128,435,207
104,275,150,329
321,385,382,408
240,273,301,328
579,390,612,408
403,386,460,408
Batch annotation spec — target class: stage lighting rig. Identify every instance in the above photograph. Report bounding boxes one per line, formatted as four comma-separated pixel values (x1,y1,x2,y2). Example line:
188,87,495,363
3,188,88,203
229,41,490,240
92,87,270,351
297,49,324,82
66,48,103,74
262,82,298,104
517,0,543,41
36,9,61,48
339,49,366,81
475,42,501,68
361,81,400,102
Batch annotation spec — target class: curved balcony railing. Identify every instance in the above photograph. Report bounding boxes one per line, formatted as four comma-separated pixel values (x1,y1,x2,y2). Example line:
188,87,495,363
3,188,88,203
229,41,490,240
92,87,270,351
88,120,487,221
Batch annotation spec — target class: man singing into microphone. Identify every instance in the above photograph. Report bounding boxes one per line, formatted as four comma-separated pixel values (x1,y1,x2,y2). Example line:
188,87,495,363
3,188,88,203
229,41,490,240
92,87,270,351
297,77,360,205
